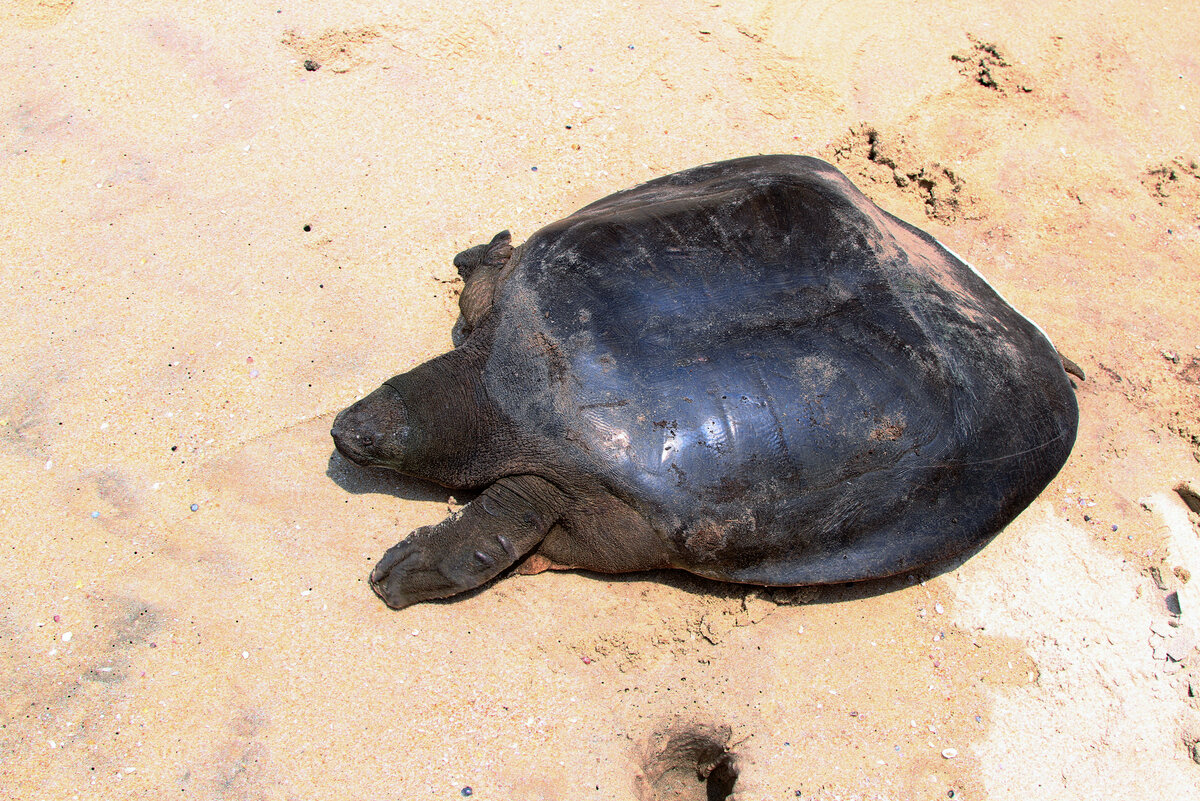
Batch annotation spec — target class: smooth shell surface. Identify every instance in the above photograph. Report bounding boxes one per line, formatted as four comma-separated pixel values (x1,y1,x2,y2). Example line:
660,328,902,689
482,156,1077,583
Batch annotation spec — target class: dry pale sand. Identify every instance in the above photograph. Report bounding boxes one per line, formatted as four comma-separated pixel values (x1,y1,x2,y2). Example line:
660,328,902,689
3,1,1200,799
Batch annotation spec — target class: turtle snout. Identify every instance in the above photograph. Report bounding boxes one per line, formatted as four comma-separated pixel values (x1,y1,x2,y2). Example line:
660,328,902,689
331,383,410,469
331,408,375,466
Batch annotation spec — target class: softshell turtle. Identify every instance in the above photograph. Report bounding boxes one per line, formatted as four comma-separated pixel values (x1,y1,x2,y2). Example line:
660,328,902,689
332,155,1079,610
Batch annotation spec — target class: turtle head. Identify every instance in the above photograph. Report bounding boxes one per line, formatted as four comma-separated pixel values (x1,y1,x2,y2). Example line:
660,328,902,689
332,347,489,486
331,380,412,471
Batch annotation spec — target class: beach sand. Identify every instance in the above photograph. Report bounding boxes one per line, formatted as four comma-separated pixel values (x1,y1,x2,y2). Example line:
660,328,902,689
2,1,1199,798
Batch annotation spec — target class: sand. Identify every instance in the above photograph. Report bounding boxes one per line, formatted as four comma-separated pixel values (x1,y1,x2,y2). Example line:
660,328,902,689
2,1,1199,798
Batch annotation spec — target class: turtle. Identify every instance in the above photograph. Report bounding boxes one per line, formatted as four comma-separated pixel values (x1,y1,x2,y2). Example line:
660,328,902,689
331,155,1080,610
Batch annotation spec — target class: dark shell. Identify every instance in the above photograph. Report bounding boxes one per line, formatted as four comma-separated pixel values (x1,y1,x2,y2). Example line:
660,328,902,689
482,155,1077,583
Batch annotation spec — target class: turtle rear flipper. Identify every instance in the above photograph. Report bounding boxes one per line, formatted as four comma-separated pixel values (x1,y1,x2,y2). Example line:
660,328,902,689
452,230,514,343
1059,351,1086,381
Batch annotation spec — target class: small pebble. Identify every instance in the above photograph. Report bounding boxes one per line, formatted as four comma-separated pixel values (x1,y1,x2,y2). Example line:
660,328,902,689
934,603,945,614
190,503,199,512
303,59,320,71
249,369,260,378
53,614,61,623
941,748,958,759
1166,591,1183,616
531,166,538,172
62,632,72,642
1111,524,1118,532
461,788,473,797
91,511,100,519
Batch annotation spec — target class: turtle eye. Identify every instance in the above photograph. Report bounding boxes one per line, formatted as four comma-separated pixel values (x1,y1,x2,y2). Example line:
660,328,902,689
361,434,375,447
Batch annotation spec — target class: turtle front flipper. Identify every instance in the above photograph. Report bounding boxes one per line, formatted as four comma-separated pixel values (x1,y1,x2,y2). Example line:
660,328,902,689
369,474,565,609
